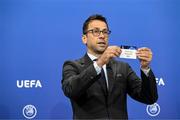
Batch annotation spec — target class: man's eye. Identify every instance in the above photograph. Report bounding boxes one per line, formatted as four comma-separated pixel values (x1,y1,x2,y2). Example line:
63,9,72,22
103,31,108,34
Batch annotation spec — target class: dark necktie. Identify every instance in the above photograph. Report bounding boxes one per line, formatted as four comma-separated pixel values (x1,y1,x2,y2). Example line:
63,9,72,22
100,66,108,96
93,59,108,95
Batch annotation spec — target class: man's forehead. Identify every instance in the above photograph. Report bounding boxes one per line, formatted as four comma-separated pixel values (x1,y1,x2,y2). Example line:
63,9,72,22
88,20,108,29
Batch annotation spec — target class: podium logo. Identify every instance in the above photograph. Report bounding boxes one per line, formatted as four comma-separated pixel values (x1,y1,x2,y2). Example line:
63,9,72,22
146,103,160,117
23,104,37,119
17,80,42,88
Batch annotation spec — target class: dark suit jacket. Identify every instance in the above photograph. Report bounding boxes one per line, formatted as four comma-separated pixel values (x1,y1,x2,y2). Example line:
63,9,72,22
62,54,158,119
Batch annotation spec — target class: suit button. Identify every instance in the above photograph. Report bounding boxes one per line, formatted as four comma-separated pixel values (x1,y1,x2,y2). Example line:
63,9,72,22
90,76,94,79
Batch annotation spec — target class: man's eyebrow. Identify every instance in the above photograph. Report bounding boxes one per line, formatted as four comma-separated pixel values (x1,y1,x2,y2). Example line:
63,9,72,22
90,27,108,30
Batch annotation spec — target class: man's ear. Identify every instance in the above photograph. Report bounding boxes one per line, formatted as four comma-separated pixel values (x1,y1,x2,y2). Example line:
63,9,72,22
82,34,87,45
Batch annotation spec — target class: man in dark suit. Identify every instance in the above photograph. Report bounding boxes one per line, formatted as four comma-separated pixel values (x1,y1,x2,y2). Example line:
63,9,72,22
61,14,158,119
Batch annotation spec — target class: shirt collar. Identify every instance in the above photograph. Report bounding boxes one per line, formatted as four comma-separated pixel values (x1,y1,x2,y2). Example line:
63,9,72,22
87,52,98,61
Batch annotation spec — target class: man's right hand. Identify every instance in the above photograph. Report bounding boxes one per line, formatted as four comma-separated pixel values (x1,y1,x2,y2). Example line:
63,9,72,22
96,46,121,67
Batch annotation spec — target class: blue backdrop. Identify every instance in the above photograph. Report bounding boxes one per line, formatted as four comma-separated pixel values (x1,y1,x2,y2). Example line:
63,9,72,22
0,0,180,119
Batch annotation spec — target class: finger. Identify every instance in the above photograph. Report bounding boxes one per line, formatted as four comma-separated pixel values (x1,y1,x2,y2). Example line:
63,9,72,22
115,51,121,57
137,55,152,61
109,46,121,52
108,52,118,58
108,47,121,56
115,47,121,53
137,53,152,58
115,48,121,56
138,47,151,52
136,51,152,57
110,50,120,57
107,46,122,57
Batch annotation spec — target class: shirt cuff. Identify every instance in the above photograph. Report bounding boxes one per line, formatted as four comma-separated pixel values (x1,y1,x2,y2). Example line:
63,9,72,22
141,67,150,76
93,62,102,75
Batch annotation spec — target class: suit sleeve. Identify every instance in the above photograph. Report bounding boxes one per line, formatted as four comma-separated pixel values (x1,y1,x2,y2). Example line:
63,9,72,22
126,64,158,104
61,60,100,100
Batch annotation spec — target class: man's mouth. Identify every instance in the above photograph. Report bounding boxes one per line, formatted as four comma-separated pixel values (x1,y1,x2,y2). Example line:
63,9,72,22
97,42,106,45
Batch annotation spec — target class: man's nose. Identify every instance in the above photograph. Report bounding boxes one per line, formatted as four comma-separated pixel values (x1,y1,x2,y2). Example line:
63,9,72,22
99,31,105,38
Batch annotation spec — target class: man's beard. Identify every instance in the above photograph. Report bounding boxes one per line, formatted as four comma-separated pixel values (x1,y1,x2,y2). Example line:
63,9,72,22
94,46,107,55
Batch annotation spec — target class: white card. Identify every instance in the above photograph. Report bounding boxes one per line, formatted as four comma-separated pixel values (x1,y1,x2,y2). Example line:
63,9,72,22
119,45,137,59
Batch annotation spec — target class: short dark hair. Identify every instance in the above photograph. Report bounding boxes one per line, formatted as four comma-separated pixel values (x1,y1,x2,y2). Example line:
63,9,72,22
82,14,109,35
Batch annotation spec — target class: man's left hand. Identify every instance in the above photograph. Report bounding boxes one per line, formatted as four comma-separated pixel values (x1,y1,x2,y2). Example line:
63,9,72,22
136,47,153,69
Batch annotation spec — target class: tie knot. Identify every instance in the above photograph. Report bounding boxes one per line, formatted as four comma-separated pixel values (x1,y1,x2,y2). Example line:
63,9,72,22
93,59,98,61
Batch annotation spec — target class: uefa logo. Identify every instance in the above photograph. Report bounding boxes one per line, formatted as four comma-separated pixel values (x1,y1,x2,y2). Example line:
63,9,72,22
22,104,37,119
146,103,160,117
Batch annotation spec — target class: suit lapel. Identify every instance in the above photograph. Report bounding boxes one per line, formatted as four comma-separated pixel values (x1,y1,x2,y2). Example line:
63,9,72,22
80,54,116,96
83,54,108,96
81,54,93,67
80,54,103,88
